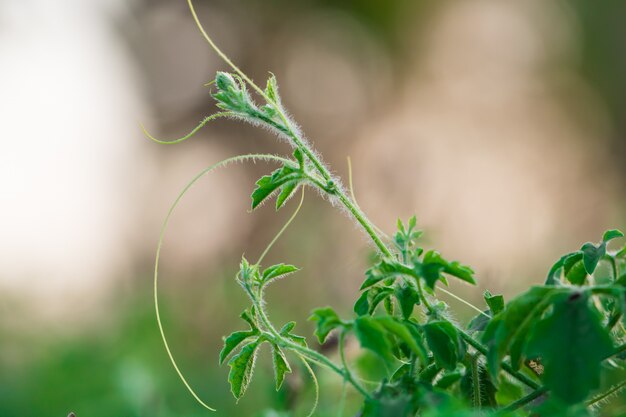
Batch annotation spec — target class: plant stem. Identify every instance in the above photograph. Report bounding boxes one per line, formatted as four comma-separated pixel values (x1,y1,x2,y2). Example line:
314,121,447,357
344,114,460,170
459,330,540,390
254,293,371,399
587,380,626,407
495,387,548,415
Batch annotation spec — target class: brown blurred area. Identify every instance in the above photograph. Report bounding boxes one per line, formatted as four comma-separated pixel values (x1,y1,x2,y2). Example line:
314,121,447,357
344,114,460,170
1,0,625,415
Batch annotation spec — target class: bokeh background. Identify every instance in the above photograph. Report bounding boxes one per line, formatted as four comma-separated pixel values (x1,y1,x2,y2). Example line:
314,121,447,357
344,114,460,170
1,0,625,416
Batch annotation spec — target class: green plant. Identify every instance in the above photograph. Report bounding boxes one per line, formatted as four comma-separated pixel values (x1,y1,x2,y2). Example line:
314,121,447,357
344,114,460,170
148,2,626,416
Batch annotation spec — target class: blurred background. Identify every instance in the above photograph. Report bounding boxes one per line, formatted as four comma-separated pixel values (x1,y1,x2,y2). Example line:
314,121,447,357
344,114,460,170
1,0,625,416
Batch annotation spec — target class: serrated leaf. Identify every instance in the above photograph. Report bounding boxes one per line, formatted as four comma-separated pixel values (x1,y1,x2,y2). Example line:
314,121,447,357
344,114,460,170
603,229,624,243
261,263,299,285
484,291,504,315
251,165,304,210
308,307,344,344
278,321,307,347
354,316,394,362
395,281,420,319
581,242,605,275
228,339,262,399
525,292,614,404
423,321,462,371
220,330,257,364
272,344,291,390
422,251,476,288
361,259,403,290
275,180,299,209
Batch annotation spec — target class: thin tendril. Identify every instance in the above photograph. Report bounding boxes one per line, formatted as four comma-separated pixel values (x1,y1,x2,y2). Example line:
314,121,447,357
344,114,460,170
436,287,491,318
187,0,267,99
154,153,291,411
141,112,231,145
256,187,305,265
297,354,320,417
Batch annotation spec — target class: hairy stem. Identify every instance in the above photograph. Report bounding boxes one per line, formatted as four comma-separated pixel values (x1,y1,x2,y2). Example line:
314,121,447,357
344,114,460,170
587,380,626,408
459,331,540,390
254,293,371,399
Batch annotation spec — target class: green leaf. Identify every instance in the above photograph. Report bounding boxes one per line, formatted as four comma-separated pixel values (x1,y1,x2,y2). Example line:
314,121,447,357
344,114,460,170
240,308,258,331
361,259,404,290
354,316,394,362
483,286,565,376
272,344,291,390
220,330,257,364
525,292,614,404
563,258,587,285
279,321,296,334
368,286,394,315
251,165,304,210
308,307,344,344
275,181,299,209
279,321,308,347
265,73,280,104
261,263,299,285
422,251,476,288
483,290,504,315
228,339,262,400
395,281,420,319
603,229,624,243
423,321,462,370
376,317,427,364
581,242,606,275
354,290,370,316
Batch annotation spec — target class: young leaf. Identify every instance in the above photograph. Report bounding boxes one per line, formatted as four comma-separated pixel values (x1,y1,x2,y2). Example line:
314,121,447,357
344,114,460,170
423,321,462,371
251,165,304,210
271,344,291,390
308,307,344,344
220,330,257,364
228,339,262,400
603,229,624,243
279,321,308,347
422,251,476,288
354,316,394,362
361,259,404,290
376,317,427,364
525,292,614,404
484,290,504,315
354,290,370,316
581,242,606,275
368,286,394,315
395,281,420,319
265,73,280,104
261,263,299,286
279,321,296,334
